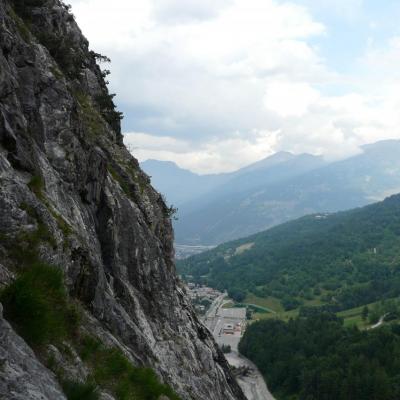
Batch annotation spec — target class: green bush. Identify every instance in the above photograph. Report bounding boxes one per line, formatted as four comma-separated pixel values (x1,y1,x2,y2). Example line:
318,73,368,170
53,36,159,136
73,91,106,138
78,337,181,400
8,7,31,42
11,0,81,78
79,335,102,361
36,32,83,78
221,344,231,354
62,380,99,400
11,0,46,21
130,368,179,400
28,175,45,199
0,263,79,346
93,348,131,382
107,165,131,196
94,93,123,133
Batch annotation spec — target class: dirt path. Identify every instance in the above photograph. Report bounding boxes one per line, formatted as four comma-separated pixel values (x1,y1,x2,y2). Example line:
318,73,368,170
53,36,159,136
369,314,388,329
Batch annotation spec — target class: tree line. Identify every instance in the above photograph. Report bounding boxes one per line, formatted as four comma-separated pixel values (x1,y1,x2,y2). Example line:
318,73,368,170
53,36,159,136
239,312,400,400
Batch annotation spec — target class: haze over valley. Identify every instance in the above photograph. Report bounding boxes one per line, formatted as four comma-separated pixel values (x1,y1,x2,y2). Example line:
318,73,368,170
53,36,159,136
142,139,400,246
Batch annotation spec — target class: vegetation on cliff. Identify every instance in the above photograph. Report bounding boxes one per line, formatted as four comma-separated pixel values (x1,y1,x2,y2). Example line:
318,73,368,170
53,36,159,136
0,263,181,400
0,263,79,346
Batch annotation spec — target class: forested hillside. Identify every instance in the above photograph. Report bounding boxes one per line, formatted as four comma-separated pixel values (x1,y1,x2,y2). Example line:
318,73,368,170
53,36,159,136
239,312,400,400
178,194,400,313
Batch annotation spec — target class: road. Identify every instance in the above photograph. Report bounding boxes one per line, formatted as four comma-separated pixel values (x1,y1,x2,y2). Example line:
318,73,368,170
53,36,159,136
203,292,227,332
203,294,275,400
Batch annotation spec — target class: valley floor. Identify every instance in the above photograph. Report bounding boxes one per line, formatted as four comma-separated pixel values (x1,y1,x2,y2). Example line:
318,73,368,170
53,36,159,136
202,295,275,400
238,294,400,330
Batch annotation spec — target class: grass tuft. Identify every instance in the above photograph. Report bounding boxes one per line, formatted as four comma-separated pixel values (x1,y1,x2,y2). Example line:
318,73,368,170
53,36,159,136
62,380,99,400
8,7,31,42
78,336,181,400
74,91,105,138
28,175,45,200
0,263,80,347
108,165,131,197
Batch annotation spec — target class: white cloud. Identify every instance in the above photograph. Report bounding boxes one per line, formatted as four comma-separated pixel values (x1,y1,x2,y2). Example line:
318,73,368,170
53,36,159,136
124,130,280,173
69,0,400,173
69,0,154,49
264,81,320,117
124,132,191,153
362,36,400,79
69,0,327,131
152,0,233,24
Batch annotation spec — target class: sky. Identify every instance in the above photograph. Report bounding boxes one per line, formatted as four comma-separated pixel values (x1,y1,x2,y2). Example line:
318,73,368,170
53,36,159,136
68,0,400,174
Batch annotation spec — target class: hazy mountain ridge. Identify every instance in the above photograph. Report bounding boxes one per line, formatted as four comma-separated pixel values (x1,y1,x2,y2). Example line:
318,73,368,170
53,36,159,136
141,152,325,208
158,140,400,245
140,159,231,206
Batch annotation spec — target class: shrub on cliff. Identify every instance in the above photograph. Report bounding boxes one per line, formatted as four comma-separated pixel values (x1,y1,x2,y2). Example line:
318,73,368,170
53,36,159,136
11,0,46,20
0,263,79,346
62,380,99,400
78,336,181,400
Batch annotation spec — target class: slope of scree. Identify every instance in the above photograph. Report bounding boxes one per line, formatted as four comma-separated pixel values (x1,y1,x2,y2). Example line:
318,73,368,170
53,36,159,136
0,1,245,399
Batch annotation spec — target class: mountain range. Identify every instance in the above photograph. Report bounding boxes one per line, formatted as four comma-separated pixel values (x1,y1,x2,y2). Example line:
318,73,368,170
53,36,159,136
140,159,229,206
142,140,400,245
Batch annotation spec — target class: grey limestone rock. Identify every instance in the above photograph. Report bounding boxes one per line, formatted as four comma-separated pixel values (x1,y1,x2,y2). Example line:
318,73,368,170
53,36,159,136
0,1,246,399
0,310,67,400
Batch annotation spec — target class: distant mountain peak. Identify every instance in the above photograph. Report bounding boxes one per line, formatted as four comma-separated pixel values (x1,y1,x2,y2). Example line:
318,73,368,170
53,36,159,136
238,151,322,175
237,151,294,174
269,150,294,159
141,158,182,168
256,151,295,163
361,139,400,152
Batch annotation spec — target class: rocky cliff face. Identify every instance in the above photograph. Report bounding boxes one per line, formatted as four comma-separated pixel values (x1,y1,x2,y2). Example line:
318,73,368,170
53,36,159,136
0,1,245,399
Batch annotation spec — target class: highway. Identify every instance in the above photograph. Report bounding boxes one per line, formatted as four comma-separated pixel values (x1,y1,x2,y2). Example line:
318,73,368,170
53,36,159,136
202,292,227,332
